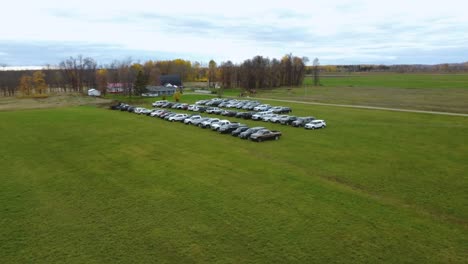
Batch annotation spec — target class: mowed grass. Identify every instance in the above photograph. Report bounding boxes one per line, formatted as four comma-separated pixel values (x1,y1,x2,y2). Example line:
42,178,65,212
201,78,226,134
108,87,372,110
306,73,468,89
256,74,468,113
1,104,467,263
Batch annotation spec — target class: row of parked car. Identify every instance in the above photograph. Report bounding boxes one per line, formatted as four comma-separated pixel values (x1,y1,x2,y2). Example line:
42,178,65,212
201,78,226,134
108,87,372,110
195,98,293,113
152,99,292,114
151,99,327,130
110,103,282,142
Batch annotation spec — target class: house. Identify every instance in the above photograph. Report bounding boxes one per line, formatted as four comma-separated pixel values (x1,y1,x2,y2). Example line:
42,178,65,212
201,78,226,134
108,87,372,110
145,85,177,96
88,89,101,96
160,75,182,87
107,83,131,94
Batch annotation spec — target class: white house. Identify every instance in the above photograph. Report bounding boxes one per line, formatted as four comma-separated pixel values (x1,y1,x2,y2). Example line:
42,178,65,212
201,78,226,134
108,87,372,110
88,89,101,96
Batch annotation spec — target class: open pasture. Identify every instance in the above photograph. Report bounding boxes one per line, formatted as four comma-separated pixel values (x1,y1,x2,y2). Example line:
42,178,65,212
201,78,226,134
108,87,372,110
1,96,467,263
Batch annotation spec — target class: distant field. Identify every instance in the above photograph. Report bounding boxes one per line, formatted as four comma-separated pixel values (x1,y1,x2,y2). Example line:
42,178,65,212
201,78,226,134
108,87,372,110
1,96,467,263
255,73,468,113
0,94,111,111
305,73,468,89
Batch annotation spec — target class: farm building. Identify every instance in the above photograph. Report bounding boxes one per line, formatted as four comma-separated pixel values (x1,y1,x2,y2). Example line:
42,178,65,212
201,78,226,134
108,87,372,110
160,75,182,87
107,83,130,94
87,89,101,96
145,85,177,96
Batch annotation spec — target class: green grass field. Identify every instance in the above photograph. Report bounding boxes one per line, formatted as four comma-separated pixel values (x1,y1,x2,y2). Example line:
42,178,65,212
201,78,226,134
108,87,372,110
1,97,467,263
255,74,468,113
305,73,468,89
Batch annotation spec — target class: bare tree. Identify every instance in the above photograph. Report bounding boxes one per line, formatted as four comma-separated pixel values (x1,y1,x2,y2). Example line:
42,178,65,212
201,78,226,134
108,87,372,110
59,55,98,92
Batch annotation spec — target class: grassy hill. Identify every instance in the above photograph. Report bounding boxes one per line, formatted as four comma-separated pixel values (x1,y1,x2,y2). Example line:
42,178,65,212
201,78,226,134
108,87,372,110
1,99,467,263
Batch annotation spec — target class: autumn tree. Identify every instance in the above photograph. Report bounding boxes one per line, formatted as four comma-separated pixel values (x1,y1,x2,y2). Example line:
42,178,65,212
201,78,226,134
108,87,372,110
173,90,182,102
219,61,236,89
96,69,108,95
143,60,161,85
18,74,33,96
208,60,217,88
33,71,48,94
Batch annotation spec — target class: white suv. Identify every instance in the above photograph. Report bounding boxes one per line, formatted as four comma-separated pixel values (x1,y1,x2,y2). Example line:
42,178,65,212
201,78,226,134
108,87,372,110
305,120,326,129
184,115,202,124
211,120,231,130
168,114,188,122
254,104,271,111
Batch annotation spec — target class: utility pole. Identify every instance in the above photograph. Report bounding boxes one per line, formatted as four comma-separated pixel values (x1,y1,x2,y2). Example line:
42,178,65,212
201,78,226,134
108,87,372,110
313,58,320,86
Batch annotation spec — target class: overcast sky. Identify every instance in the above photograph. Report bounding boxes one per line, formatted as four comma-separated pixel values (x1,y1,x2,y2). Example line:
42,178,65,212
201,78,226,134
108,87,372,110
1,0,468,66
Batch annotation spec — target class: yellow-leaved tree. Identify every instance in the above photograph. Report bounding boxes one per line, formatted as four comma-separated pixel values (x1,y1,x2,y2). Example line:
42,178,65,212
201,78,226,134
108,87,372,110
33,71,48,94
96,69,108,95
18,74,33,96
173,90,182,102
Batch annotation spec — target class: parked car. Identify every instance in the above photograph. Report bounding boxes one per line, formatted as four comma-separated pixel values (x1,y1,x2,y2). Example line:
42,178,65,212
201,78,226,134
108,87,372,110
192,117,210,126
252,112,271,120
200,118,220,128
171,103,181,109
161,102,173,108
169,114,189,122
164,113,177,120
119,104,130,111
231,126,249,136
235,112,246,118
219,123,245,134
254,104,271,111
242,112,256,119
150,109,165,117
139,108,152,115
206,107,221,114
269,106,283,113
291,117,315,127
133,107,145,114
246,103,260,110
196,106,208,113
187,105,196,111
152,100,168,107
110,103,123,110
211,120,231,131
278,107,292,114
270,115,288,123
184,115,202,124
279,116,297,125
270,106,292,114
305,120,326,129
250,129,282,142
262,114,278,122
239,127,266,139
159,111,173,118
176,103,188,110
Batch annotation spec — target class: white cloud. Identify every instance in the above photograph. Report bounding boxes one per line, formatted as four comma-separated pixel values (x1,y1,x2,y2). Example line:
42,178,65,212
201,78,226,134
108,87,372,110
1,0,468,65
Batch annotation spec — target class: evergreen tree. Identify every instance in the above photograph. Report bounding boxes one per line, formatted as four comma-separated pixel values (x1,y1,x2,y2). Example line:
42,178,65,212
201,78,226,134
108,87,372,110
133,70,147,95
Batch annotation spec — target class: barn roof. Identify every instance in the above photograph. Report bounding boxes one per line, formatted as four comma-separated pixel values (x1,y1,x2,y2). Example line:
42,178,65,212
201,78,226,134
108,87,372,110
160,74,182,86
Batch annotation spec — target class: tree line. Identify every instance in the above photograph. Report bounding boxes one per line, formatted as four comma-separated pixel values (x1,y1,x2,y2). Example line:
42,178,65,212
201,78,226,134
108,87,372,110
309,62,468,74
0,56,209,96
0,54,309,96
2,55,467,97
214,54,308,91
